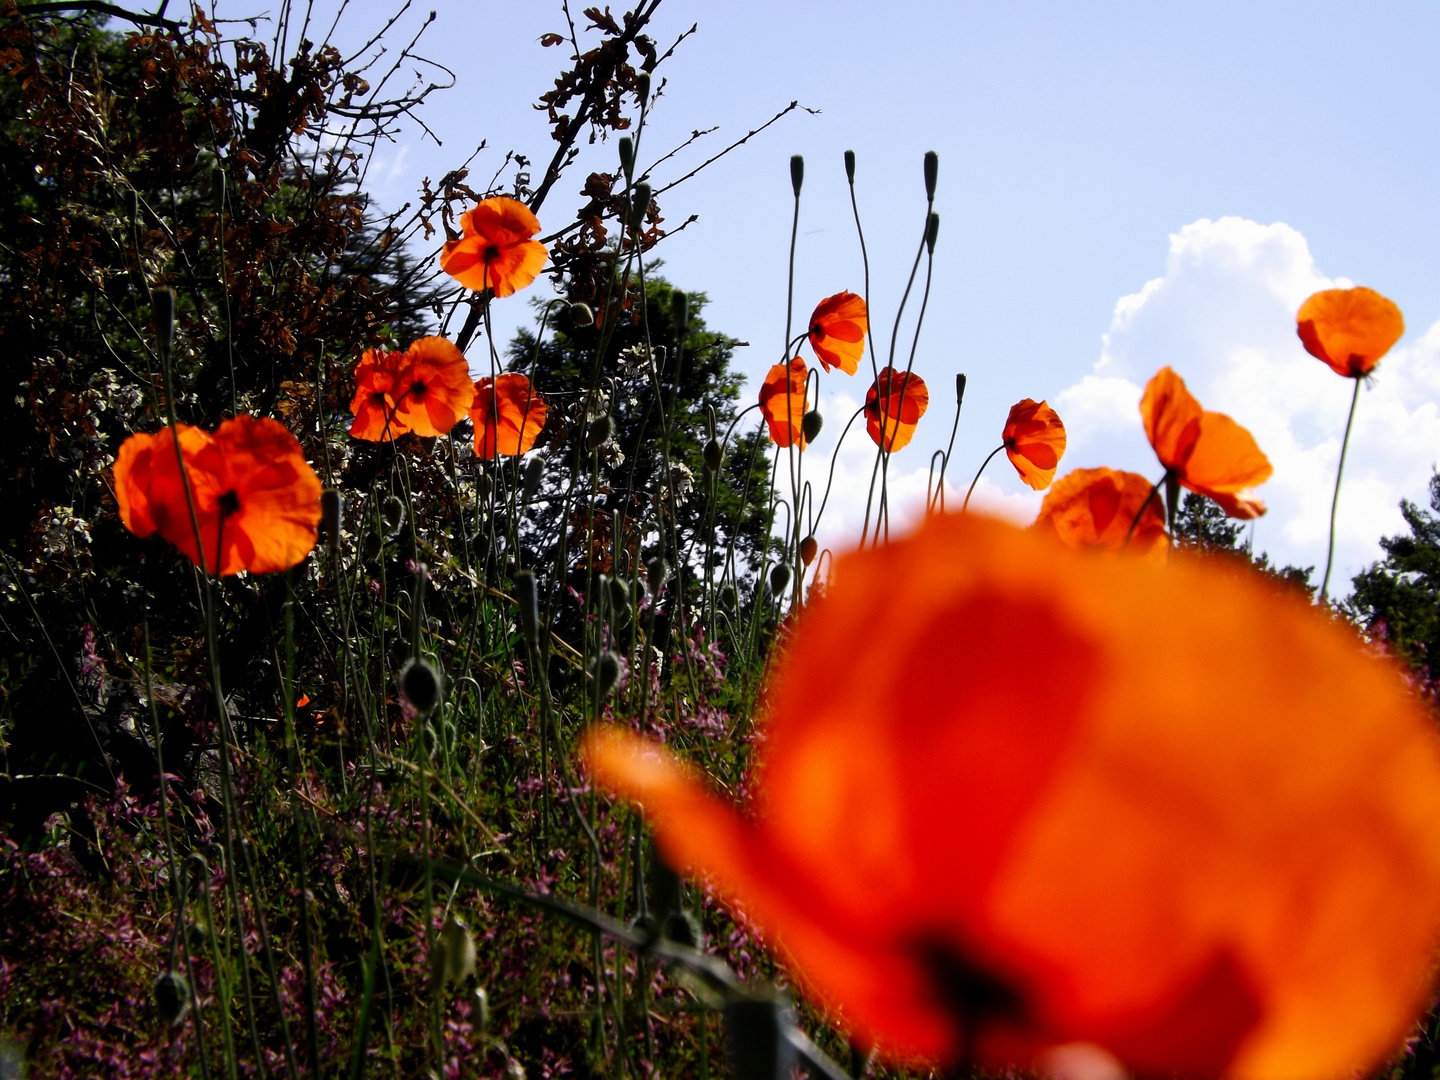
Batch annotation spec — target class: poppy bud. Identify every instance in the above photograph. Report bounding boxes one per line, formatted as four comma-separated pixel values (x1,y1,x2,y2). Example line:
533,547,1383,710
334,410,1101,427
646,556,669,594
789,154,804,197
150,287,176,359
703,437,724,474
504,1057,526,1080
471,986,490,1037
923,149,938,201
382,495,405,533
769,563,791,596
608,575,631,616
430,914,476,992
514,570,540,645
956,372,968,407
671,290,688,336
522,455,545,503
618,136,635,181
362,532,383,562
799,536,818,567
593,650,625,699
719,583,739,611
321,489,342,554
801,410,823,443
926,211,940,255
844,148,856,183
399,658,442,717
153,970,191,1026
568,301,594,328
635,71,651,105
725,997,798,1080
630,183,652,231
663,908,703,949
587,415,613,451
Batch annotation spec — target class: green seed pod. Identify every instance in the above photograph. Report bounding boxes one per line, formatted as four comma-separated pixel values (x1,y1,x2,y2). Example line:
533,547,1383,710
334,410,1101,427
617,136,635,181
153,970,191,1027
399,658,442,717
362,532,383,562
150,287,176,359
799,535,818,567
382,495,405,532
630,182,652,231
801,410,823,443
568,301,594,328
926,211,940,255
789,154,804,197
432,914,476,991
513,570,540,645
703,437,723,474
607,575,630,616
320,489,342,554
769,563,791,597
844,149,856,183
635,71,651,105
719,583,739,611
924,149,939,201
587,415,613,451
956,372,968,407
593,650,624,699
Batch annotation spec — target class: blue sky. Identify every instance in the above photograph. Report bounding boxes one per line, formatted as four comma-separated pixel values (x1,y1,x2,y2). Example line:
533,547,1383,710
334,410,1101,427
330,0,1440,585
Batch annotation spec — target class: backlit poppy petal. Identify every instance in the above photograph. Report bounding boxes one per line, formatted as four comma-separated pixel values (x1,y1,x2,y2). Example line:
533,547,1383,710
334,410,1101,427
1002,399,1067,491
1297,287,1405,378
471,372,547,458
1140,366,1202,472
1034,468,1167,555
588,513,1440,1079
758,358,809,448
113,428,163,538
348,347,410,441
807,292,868,375
392,337,476,438
1182,412,1272,510
439,197,548,298
864,367,929,451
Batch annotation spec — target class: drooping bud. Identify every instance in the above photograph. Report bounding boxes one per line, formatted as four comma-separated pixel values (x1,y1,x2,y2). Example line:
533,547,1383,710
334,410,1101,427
320,489,342,554
586,415,613,451
923,150,938,201
592,650,625,699
630,182,652,231
362,532,383,562
702,437,724,474
150,287,177,360
617,136,635,181
801,410,823,443
719,583,739,611
799,536,818,567
926,211,940,255
635,71,651,106
430,914,477,992
568,301,594,328
522,455,545,503
382,495,406,533
844,149,856,184
513,570,540,645
607,575,631,618
646,556,669,594
471,986,490,1037
789,154,804,197
725,998,798,1080
399,658,442,718
153,970,191,1027
956,372,968,407
769,563,791,597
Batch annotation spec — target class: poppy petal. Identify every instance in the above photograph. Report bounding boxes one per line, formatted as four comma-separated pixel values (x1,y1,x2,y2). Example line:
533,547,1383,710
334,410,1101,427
1297,287,1405,378
1003,399,1067,491
758,359,809,448
1140,367,1203,472
864,367,929,451
1034,468,1167,555
808,292,868,375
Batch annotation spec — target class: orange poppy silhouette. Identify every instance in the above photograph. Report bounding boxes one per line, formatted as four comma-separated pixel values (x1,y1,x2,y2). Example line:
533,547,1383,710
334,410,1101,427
586,513,1440,1079
391,337,476,437
1002,399,1066,490
865,367,928,451
1034,467,1167,555
349,348,411,441
439,197,548,298
807,292,867,375
1297,287,1405,378
114,416,322,575
1141,367,1271,519
758,358,809,448
471,373,547,458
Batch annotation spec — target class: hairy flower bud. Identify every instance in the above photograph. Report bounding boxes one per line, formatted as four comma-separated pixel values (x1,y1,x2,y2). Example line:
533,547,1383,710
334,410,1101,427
568,301,594,328
399,658,442,718
789,154,804,197
514,570,540,645
587,415,613,451
769,563,791,597
617,136,635,181
153,970,191,1027
362,532,383,562
703,437,723,474
607,575,631,618
801,410,823,443
430,914,476,993
630,183,652,231
593,650,625,700
844,148,856,184
923,150,939,201
799,536,818,567
926,211,940,255
646,556,669,594
382,495,405,533
635,71,651,105
956,372,968,407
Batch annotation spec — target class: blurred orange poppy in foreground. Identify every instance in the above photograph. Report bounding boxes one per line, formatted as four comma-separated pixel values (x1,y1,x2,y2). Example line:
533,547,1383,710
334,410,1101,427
114,416,322,575
807,292,867,375
1034,467,1167,555
864,367,928,451
439,196,547,298
758,358,809,448
1297,286,1405,378
1141,367,1271,519
587,513,1440,1080
1002,399,1066,490
471,373,547,458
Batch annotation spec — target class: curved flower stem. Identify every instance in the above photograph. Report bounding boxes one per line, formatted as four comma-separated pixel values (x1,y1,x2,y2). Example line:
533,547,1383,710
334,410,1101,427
1320,377,1363,603
1125,474,1167,547
961,445,1006,513
812,405,867,529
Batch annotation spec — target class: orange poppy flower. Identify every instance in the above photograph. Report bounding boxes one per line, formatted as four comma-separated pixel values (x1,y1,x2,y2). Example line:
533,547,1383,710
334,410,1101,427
1297,287,1405,378
864,367,929,451
586,512,1440,1079
807,292,867,375
391,337,476,438
758,358,809,448
1141,367,1271,519
1002,399,1066,490
1034,467,1167,555
114,416,322,576
439,197,548,298
471,372,547,458
348,348,411,441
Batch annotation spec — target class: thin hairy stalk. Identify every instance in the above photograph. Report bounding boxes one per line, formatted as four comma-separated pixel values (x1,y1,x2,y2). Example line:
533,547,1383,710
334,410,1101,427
1320,377,1363,603
962,445,1006,514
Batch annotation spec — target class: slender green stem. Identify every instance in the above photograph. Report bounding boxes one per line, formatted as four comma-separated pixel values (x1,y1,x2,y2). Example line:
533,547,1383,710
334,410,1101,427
961,445,1006,514
1320,377,1363,603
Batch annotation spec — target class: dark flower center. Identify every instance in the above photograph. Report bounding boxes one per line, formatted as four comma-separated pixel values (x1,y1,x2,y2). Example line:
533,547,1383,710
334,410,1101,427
410,379,429,399
218,490,241,518
483,243,501,262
